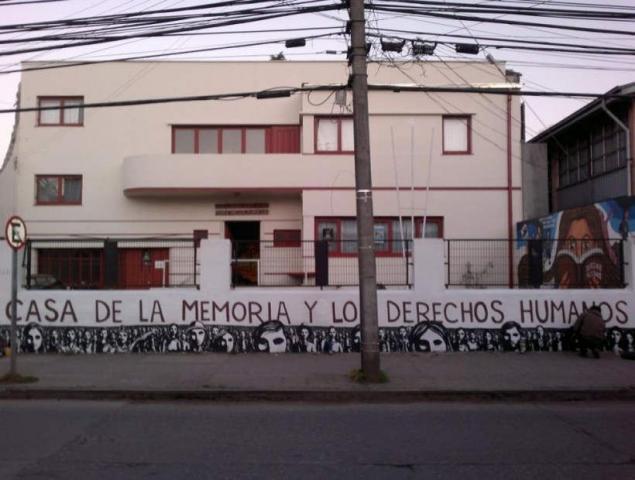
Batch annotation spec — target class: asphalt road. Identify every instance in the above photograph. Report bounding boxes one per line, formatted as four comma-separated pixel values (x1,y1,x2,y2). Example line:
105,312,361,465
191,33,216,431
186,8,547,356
0,401,633,479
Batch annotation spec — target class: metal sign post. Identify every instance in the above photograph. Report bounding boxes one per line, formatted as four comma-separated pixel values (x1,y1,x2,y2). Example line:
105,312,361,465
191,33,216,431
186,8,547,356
5,216,27,377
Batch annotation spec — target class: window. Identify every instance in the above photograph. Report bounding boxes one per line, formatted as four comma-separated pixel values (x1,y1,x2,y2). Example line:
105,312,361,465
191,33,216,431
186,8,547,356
273,230,301,248
442,115,471,154
36,175,82,205
37,249,103,289
316,217,443,256
315,117,354,153
37,96,84,126
172,126,299,154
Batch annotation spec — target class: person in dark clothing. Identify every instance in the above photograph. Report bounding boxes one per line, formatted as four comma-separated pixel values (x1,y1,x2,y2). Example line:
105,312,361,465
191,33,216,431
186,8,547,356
572,305,605,358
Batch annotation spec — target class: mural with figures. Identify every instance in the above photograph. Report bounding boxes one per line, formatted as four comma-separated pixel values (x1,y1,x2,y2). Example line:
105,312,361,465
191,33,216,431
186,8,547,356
2,322,633,356
516,196,635,288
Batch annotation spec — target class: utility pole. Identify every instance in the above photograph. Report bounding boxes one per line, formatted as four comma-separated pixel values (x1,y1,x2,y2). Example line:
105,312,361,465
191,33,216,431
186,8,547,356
349,0,381,381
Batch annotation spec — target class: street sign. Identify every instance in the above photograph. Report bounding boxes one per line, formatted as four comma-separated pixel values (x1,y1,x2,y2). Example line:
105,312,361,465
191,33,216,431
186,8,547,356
5,215,27,250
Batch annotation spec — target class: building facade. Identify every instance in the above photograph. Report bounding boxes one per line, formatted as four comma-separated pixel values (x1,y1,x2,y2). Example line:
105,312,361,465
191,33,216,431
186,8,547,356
0,60,523,289
527,83,635,215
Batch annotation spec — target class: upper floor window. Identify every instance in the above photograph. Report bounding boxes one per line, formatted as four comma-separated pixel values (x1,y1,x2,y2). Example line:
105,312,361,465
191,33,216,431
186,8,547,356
442,115,471,154
172,126,300,154
37,96,84,126
315,117,354,153
36,175,82,205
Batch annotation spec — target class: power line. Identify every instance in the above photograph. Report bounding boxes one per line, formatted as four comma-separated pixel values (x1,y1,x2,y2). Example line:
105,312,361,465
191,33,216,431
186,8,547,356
0,32,344,74
1,83,633,116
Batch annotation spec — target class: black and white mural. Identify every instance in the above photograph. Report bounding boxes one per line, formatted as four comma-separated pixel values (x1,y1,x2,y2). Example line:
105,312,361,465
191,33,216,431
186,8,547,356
2,322,634,355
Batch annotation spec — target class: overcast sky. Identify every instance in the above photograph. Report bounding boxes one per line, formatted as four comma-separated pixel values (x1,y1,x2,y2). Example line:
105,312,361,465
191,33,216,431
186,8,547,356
1,0,634,160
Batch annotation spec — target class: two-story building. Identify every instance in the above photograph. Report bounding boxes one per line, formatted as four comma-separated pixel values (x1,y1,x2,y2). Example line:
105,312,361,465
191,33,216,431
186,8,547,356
0,60,523,289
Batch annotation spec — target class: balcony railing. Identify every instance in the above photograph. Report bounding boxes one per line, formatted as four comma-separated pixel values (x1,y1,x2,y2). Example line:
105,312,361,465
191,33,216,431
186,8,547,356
230,240,413,288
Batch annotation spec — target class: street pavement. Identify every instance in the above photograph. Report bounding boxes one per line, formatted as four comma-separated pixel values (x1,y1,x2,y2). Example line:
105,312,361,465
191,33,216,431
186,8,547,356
0,400,634,479
1,351,634,401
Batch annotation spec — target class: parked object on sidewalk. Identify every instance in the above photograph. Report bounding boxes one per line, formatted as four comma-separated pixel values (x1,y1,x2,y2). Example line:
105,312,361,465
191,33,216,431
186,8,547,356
572,305,605,358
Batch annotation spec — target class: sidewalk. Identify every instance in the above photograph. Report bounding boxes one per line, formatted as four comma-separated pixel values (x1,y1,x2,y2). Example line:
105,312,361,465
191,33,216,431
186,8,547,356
1,352,634,401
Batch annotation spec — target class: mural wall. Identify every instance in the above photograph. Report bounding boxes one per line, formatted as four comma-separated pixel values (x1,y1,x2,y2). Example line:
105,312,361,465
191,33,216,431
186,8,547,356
1,239,633,356
516,196,635,288
3,322,633,356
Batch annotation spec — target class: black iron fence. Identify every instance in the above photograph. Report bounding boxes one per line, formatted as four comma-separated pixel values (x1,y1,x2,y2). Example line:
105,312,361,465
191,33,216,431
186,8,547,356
231,240,413,288
445,238,627,289
24,238,198,290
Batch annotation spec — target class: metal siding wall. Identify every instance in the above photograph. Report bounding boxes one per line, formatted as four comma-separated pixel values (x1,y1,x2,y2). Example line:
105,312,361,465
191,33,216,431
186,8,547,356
557,168,628,210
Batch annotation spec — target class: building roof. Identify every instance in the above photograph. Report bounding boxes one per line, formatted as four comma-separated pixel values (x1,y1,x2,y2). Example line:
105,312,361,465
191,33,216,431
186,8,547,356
529,82,635,143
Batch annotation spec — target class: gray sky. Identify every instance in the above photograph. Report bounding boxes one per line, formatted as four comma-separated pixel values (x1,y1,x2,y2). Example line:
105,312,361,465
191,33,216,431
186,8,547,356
1,0,634,160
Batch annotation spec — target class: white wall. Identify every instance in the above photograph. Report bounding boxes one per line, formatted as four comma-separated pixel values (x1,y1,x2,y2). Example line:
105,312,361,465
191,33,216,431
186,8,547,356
9,60,521,240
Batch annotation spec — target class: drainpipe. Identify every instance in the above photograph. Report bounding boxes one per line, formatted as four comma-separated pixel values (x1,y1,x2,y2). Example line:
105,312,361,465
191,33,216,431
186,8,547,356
507,94,514,288
601,99,632,197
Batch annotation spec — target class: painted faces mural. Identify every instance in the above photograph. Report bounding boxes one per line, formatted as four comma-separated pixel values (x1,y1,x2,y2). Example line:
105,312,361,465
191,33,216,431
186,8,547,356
517,196,635,288
2,322,632,356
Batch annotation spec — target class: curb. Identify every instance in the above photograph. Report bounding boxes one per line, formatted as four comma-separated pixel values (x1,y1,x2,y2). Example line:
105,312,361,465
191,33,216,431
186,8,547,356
1,388,634,402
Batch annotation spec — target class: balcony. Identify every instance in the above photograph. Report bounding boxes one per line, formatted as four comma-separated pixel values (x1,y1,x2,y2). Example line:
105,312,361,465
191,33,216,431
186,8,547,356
122,154,354,197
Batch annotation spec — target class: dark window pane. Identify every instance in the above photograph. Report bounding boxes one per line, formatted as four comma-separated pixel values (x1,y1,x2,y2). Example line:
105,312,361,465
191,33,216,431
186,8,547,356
174,129,195,153
62,178,82,202
37,177,59,202
245,129,266,153
222,130,242,153
199,129,218,153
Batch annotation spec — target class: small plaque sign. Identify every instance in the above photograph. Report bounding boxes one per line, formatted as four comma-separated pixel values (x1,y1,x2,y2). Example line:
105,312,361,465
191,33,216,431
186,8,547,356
215,203,269,216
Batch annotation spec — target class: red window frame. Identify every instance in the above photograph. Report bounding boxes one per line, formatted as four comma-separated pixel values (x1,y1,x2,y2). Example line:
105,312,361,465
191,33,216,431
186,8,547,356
442,115,472,155
273,229,301,248
171,125,300,154
35,175,83,206
315,217,443,257
314,116,355,154
37,96,84,126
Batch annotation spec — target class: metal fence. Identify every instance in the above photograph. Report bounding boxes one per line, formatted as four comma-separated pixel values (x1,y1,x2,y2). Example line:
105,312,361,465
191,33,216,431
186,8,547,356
24,238,198,290
231,240,413,288
445,238,627,289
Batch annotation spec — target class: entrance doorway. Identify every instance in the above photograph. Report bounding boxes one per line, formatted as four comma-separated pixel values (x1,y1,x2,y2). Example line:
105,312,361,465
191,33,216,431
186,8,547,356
226,221,260,286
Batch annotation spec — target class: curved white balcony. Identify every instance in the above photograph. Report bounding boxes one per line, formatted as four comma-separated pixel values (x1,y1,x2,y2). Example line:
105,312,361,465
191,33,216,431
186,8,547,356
122,154,354,197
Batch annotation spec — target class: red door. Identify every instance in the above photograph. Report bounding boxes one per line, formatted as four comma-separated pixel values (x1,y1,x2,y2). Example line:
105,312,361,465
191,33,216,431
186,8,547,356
118,248,170,289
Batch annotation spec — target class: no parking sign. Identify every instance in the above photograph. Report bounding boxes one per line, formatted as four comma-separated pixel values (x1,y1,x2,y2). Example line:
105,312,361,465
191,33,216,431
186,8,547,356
5,215,27,250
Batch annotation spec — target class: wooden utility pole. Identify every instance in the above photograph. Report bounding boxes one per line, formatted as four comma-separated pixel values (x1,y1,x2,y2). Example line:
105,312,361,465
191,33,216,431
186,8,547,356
349,0,381,381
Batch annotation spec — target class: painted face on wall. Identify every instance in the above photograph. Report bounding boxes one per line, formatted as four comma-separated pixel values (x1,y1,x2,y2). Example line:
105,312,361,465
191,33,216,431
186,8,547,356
504,327,521,348
221,333,235,352
258,329,287,353
169,324,178,338
612,330,622,342
26,327,43,352
300,327,310,340
565,218,593,258
415,329,447,352
190,328,206,347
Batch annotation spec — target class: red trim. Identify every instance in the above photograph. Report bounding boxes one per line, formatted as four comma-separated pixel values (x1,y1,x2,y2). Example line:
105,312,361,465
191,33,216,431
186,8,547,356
35,175,83,206
442,115,472,155
125,186,520,196
37,96,84,127
314,116,355,154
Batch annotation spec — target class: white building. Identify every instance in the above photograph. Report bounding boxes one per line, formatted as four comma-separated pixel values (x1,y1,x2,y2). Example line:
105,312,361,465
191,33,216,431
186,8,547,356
0,60,522,289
